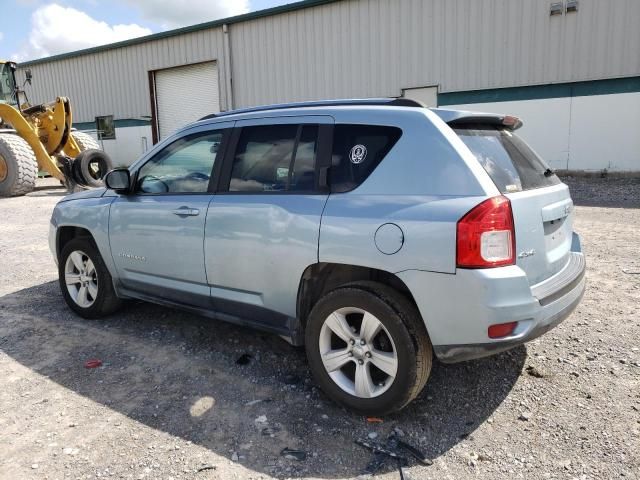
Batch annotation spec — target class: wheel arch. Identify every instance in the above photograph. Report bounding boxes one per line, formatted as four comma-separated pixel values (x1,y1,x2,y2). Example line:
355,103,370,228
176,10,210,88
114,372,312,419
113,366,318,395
57,225,96,258
296,263,423,333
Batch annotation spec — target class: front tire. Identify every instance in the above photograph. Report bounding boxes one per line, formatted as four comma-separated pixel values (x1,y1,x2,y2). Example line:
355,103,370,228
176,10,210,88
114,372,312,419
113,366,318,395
0,134,38,197
305,282,432,415
59,237,122,318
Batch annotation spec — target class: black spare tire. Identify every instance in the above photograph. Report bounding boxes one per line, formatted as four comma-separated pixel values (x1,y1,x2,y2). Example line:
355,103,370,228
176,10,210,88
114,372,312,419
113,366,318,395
73,149,113,187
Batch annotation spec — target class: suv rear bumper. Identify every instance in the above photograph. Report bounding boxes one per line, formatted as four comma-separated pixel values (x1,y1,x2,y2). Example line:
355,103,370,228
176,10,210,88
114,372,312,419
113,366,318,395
397,233,586,363
433,269,585,363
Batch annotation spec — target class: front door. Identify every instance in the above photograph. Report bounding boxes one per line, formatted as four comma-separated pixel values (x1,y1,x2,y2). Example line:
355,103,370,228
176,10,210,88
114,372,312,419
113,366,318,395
109,123,231,307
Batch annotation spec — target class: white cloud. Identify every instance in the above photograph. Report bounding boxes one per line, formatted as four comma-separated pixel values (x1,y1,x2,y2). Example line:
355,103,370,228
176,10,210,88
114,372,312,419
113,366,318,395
0,32,4,42
12,3,152,62
123,0,250,30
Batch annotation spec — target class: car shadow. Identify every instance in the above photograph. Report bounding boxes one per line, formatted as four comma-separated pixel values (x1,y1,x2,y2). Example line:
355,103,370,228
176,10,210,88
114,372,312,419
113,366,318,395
0,281,526,478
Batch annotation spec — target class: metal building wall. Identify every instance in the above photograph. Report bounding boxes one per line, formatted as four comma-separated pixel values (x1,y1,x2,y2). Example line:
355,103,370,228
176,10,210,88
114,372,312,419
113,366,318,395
15,28,229,123
14,0,640,115
230,0,640,107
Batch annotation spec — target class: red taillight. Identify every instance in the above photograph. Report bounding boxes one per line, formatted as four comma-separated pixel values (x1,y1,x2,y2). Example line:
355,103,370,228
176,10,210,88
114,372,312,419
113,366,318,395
488,322,518,339
456,196,515,268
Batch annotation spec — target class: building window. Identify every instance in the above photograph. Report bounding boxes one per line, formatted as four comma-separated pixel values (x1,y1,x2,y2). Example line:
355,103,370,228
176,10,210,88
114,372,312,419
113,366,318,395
96,115,116,140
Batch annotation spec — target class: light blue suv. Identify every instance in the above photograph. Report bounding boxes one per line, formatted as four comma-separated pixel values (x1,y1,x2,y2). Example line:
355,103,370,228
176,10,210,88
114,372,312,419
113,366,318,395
49,99,585,414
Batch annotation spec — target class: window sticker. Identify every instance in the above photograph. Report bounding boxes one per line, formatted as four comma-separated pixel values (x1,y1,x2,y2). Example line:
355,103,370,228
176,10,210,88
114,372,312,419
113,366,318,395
349,144,367,164
276,167,289,179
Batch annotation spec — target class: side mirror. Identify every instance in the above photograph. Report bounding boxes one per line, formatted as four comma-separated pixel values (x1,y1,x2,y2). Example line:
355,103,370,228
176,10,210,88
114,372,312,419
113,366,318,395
105,168,131,193
24,69,32,85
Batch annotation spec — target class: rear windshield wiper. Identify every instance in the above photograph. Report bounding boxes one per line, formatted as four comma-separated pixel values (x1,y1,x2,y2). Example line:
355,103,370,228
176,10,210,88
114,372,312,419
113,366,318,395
543,168,555,177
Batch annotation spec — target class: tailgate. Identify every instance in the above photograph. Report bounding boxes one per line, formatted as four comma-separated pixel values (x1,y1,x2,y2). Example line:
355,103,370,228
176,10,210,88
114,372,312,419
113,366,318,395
453,122,574,285
507,183,574,285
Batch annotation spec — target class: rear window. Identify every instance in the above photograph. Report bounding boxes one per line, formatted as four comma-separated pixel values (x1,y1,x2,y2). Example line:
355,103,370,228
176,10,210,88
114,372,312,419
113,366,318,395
330,124,402,193
454,125,561,193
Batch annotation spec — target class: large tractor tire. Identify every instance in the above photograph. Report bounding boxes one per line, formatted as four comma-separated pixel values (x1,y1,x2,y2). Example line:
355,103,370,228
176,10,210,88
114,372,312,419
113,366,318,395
71,131,101,151
0,134,38,197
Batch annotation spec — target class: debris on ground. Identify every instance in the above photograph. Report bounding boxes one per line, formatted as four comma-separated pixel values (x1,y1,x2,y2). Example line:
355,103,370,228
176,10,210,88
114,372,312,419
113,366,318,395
280,448,307,461
84,359,102,369
261,426,281,436
282,374,302,385
519,411,532,422
355,433,433,478
526,365,546,378
621,267,640,274
366,417,384,423
196,464,216,473
236,353,252,365
244,398,271,406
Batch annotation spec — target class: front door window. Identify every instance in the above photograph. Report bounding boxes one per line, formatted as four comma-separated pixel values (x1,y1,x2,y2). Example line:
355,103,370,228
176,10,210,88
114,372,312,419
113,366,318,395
137,131,224,194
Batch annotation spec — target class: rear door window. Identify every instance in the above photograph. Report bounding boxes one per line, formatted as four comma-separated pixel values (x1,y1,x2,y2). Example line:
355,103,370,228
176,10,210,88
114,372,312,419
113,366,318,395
454,125,561,193
229,124,319,192
330,124,402,193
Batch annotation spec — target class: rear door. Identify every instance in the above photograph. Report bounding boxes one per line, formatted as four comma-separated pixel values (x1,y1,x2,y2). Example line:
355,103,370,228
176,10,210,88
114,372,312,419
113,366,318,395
204,116,333,324
454,125,573,286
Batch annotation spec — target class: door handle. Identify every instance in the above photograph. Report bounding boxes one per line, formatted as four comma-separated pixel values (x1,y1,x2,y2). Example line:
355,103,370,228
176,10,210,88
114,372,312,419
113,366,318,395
172,207,200,216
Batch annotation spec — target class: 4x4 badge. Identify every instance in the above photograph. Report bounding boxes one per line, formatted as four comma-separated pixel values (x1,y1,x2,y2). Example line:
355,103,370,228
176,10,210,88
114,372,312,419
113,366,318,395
349,144,367,164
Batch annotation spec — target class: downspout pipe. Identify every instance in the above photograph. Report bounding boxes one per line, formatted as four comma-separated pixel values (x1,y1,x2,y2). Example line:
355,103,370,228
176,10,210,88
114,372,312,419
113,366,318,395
222,24,234,111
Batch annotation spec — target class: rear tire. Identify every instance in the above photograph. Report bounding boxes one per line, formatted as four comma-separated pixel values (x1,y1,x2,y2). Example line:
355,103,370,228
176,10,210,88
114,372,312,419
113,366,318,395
71,131,100,151
59,237,122,318
0,134,38,197
305,281,432,415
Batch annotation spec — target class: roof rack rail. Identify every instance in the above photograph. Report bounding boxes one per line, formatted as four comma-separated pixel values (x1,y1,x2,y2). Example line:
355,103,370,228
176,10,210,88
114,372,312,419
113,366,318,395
199,97,425,121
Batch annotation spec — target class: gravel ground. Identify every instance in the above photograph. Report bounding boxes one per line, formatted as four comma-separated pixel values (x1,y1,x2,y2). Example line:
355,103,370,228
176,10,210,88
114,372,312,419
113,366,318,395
0,177,638,480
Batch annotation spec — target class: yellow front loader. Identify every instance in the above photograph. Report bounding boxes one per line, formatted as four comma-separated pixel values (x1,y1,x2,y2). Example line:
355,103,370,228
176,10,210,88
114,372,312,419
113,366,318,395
0,60,112,196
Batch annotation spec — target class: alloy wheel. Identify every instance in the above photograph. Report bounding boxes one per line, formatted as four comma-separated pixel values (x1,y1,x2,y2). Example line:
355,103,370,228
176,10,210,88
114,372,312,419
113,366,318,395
64,250,98,308
319,307,398,398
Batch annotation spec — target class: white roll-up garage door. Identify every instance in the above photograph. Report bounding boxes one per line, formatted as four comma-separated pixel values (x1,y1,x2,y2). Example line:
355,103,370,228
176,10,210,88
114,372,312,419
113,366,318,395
155,62,220,140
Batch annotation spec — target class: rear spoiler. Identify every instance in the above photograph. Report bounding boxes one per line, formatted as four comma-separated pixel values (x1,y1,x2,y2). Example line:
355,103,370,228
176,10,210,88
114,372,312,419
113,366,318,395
430,108,523,131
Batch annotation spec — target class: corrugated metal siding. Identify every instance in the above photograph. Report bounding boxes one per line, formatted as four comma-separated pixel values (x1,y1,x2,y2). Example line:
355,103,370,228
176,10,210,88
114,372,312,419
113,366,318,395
15,0,640,115
15,28,228,123
230,0,640,107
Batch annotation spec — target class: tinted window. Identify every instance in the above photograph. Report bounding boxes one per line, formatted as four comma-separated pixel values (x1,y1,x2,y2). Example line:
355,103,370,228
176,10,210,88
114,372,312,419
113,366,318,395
229,124,318,192
455,126,561,193
137,131,224,194
330,125,402,193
